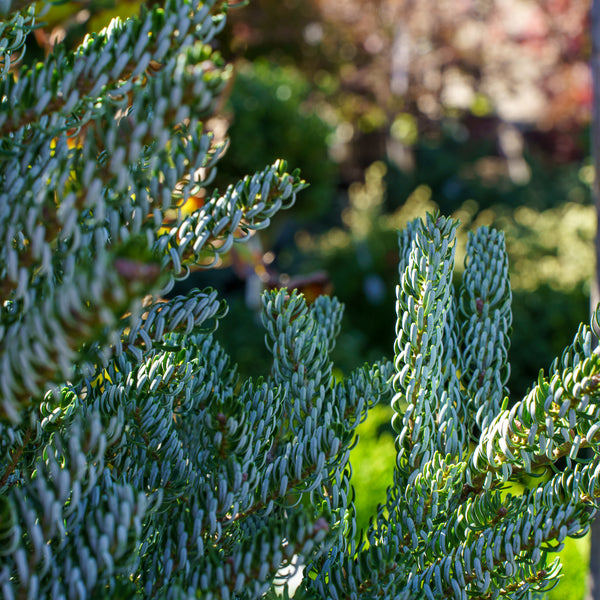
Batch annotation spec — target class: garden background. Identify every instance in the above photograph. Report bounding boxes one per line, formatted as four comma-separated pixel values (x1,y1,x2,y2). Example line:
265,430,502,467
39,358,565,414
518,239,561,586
25,0,596,597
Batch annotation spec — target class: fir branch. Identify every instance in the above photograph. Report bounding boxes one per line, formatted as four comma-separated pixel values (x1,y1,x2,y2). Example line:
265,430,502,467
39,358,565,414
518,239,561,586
458,226,512,435
392,213,465,482
0,426,32,491
467,319,600,488
0,0,228,139
0,253,161,421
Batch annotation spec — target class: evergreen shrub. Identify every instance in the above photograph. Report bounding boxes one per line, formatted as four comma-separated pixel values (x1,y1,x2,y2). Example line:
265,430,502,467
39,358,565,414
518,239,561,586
2,1,600,598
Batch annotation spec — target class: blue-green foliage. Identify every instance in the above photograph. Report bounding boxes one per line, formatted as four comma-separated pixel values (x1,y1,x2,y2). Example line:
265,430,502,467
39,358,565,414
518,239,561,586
2,0,600,598
304,214,600,599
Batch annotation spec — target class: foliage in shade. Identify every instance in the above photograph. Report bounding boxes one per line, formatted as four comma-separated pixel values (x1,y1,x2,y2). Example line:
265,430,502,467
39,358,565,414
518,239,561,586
2,0,600,599
216,58,337,222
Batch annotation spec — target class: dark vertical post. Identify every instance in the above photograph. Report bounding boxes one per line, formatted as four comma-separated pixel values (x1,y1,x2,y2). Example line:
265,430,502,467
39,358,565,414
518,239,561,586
587,2,600,599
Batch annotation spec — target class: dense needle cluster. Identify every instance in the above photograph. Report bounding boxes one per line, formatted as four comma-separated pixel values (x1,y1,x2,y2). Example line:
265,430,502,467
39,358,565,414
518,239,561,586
2,0,600,598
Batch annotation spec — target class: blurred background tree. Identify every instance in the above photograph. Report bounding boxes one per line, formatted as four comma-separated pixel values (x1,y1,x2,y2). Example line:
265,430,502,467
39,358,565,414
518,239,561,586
221,0,595,398
21,0,596,597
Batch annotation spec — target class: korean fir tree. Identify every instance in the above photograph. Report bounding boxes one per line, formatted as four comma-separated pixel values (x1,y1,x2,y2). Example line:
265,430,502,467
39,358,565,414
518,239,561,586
2,1,600,599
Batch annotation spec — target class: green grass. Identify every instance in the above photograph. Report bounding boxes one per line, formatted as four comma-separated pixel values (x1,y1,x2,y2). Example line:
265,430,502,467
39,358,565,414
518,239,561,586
351,403,396,538
548,534,589,600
